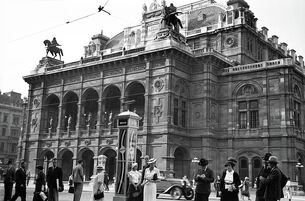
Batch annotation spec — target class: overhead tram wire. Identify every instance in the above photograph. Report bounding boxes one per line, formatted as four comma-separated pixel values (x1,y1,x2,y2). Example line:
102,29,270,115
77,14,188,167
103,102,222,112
9,2,112,43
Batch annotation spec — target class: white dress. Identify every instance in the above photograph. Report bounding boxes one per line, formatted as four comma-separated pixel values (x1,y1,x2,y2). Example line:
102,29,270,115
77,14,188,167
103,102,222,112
91,172,105,201
143,167,160,201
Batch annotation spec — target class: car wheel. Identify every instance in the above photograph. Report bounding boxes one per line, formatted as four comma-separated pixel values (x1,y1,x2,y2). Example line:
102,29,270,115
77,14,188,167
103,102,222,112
184,187,194,200
170,186,182,200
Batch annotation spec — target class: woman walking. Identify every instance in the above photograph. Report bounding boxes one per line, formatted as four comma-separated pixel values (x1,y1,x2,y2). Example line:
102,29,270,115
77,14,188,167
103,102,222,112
91,166,105,201
220,158,241,201
142,158,160,201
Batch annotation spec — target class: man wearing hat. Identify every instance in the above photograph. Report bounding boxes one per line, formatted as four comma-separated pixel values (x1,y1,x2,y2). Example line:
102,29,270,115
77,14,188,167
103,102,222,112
260,156,286,201
255,153,272,201
194,158,214,201
11,161,27,201
3,160,15,201
46,158,63,201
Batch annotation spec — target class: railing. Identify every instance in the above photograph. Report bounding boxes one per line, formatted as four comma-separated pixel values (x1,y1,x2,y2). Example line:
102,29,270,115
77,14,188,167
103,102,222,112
223,58,303,74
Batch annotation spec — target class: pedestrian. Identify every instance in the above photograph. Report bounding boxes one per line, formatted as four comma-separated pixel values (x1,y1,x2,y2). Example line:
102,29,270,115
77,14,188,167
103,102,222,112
142,158,160,201
3,160,15,201
104,171,109,191
255,153,272,201
72,159,84,201
260,156,286,201
26,169,31,186
220,158,241,201
240,177,250,201
46,158,64,201
11,161,27,201
194,158,215,201
139,155,150,201
214,175,221,197
33,165,46,201
285,177,292,201
91,165,105,201
128,163,142,201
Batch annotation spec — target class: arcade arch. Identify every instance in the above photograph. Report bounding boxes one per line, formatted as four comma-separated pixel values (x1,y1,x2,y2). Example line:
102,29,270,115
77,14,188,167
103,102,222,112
62,92,79,130
102,85,121,128
174,146,190,178
125,82,145,126
102,148,117,182
44,94,59,132
79,148,94,181
81,88,99,129
58,149,73,181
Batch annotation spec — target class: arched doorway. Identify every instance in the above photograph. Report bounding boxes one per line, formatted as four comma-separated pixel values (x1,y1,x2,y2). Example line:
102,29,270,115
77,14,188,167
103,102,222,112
252,157,262,187
58,149,73,181
174,146,190,178
82,88,99,129
239,157,249,180
125,82,145,126
62,92,78,130
38,150,54,171
102,85,121,128
45,94,59,132
79,149,94,181
104,149,117,183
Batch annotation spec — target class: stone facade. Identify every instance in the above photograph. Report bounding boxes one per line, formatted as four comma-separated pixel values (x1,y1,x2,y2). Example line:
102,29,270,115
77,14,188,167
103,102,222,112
21,0,305,187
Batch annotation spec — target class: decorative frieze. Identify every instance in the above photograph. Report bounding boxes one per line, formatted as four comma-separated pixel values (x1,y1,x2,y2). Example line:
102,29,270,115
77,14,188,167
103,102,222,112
83,73,100,81
126,65,146,73
65,76,81,84
104,69,123,77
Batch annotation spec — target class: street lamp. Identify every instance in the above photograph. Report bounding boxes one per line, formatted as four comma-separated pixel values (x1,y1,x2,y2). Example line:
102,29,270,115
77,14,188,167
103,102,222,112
296,159,304,185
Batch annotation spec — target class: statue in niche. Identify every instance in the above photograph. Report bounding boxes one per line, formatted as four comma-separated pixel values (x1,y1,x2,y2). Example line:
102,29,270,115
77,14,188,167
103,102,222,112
87,113,92,127
49,116,53,129
67,115,72,128
108,111,113,125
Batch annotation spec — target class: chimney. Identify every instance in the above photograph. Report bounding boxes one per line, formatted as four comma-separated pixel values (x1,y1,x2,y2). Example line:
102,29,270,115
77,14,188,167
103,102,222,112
290,49,296,61
298,55,304,67
272,35,279,48
280,43,288,56
261,27,268,40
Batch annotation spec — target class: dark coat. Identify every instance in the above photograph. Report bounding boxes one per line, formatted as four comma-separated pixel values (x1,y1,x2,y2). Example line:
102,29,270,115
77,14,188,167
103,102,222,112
194,167,214,194
220,170,241,201
46,166,63,190
256,165,271,197
261,166,283,200
15,167,27,188
35,171,46,192
4,166,15,184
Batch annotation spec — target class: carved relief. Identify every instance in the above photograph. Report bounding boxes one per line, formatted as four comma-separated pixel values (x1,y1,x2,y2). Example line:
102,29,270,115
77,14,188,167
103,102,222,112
33,97,40,108
237,84,258,96
210,103,217,126
104,69,123,77
84,139,91,146
106,138,113,145
64,141,71,147
31,112,39,133
152,98,163,124
174,79,188,97
269,78,279,93
225,35,238,48
43,141,52,147
192,83,204,95
126,65,146,73
191,103,203,127
153,78,165,92
294,85,301,99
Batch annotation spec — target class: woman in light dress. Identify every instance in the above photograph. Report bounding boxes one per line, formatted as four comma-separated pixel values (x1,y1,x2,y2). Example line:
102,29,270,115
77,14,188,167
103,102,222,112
91,166,105,201
128,163,142,201
143,158,160,201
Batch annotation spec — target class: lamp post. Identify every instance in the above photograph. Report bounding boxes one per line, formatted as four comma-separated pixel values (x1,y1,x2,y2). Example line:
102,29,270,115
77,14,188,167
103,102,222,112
296,161,304,186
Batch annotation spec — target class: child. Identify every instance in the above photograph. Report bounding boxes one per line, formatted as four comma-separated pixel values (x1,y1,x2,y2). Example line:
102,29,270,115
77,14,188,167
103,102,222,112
285,177,292,201
240,177,250,201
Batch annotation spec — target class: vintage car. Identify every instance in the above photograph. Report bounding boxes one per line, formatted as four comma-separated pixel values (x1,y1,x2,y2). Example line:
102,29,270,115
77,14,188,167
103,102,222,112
156,177,194,200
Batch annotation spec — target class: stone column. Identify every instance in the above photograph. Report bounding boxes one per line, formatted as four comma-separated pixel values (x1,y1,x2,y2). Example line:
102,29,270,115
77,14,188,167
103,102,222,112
56,104,63,137
96,98,103,134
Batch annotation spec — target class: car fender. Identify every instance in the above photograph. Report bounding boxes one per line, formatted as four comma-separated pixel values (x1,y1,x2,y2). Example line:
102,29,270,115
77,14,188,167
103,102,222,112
162,185,182,194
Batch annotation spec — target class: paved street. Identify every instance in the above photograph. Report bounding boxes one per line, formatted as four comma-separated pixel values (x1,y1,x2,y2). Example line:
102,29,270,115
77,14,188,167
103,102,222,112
0,183,304,201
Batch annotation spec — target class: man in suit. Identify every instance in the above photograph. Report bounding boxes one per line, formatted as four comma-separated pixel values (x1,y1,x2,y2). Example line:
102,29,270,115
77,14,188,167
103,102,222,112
194,158,215,201
46,158,63,201
260,156,284,201
256,153,272,201
72,160,84,201
11,161,27,201
33,165,46,201
3,160,15,201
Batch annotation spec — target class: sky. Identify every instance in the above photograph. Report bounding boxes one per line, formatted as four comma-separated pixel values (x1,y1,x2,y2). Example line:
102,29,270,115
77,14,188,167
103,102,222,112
0,0,304,98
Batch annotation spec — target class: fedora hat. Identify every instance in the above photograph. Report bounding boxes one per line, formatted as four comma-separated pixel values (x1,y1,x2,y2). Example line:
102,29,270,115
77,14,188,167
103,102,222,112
96,165,104,170
227,157,237,164
198,158,209,166
262,153,272,161
147,158,157,164
268,156,278,164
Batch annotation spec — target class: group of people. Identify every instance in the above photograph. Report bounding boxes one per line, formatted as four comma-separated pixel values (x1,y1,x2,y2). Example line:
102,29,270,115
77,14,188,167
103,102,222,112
194,153,288,201
2,158,108,201
127,155,160,201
